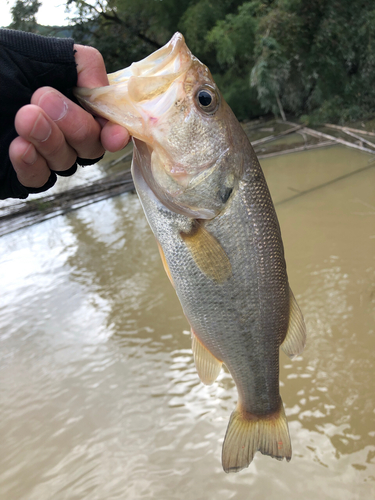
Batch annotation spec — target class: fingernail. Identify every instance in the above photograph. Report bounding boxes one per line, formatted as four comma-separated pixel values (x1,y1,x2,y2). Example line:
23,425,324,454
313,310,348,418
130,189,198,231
30,113,52,142
22,143,38,165
39,91,68,121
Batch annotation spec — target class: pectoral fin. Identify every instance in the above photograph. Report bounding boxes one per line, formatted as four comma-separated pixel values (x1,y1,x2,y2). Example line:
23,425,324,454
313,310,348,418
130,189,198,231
180,222,232,283
191,329,222,385
281,288,306,358
156,240,174,286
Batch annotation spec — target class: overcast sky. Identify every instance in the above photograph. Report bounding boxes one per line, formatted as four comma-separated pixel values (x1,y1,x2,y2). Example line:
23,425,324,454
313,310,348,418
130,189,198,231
0,0,76,27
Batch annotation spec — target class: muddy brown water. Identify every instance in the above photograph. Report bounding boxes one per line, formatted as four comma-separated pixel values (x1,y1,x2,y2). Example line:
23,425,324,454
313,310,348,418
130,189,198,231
0,145,374,499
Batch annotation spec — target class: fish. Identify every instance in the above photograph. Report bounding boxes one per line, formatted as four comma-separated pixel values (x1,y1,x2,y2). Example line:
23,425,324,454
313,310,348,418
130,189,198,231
74,32,306,472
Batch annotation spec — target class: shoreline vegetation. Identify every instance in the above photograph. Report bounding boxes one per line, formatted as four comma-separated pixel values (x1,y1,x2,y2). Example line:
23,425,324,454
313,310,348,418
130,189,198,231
1,117,375,237
3,1,375,234
7,0,375,125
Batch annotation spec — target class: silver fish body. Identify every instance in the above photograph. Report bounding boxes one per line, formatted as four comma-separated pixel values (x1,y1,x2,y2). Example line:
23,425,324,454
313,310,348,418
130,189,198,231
75,32,306,472
133,137,287,415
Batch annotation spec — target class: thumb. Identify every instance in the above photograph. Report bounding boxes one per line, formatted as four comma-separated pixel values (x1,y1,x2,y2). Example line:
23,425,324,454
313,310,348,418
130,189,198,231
74,44,109,88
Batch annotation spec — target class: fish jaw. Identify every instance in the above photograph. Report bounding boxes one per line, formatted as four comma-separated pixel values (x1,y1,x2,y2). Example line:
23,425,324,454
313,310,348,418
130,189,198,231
74,33,245,219
74,32,192,143
108,32,192,82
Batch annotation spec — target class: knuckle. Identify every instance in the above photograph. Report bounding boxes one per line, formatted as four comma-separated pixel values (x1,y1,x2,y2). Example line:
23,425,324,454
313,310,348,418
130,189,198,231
83,45,105,71
45,132,66,157
71,121,92,145
88,45,104,63
70,121,104,158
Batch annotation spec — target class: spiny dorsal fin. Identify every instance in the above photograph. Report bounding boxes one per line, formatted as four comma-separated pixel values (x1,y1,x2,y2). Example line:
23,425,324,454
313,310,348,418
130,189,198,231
156,240,174,286
281,287,306,359
222,398,292,473
180,222,232,284
191,329,222,385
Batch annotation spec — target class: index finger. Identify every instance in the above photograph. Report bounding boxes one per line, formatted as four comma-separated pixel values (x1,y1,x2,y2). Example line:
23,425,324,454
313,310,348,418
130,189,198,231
31,87,105,160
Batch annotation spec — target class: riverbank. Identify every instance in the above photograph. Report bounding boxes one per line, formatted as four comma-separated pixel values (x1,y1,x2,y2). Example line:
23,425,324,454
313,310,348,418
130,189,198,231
1,118,375,236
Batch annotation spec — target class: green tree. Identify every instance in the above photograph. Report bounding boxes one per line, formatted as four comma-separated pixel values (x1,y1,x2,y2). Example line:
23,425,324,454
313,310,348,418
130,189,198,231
9,0,42,33
67,0,192,72
203,1,267,119
64,0,375,123
250,0,375,122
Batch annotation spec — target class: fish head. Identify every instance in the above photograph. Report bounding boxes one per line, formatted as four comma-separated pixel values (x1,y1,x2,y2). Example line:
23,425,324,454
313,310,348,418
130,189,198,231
75,33,245,219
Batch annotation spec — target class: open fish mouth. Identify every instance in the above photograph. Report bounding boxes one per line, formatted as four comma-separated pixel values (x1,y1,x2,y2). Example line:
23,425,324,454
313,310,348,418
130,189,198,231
108,32,192,83
75,33,193,137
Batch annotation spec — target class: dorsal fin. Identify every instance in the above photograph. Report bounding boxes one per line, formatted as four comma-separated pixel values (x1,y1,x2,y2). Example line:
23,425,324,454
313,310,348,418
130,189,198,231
191,329,222,385
180,222,232,284
281,288,306,358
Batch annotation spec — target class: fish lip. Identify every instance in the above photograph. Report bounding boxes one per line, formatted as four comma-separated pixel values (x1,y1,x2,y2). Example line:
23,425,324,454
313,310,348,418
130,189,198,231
108,32,191,83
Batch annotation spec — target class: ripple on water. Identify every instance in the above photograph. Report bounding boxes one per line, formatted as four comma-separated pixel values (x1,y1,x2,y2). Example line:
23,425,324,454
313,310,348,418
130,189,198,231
1,151,375,499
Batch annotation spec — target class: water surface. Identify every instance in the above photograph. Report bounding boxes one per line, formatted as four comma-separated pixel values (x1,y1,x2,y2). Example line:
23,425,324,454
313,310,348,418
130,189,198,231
0,145,374,499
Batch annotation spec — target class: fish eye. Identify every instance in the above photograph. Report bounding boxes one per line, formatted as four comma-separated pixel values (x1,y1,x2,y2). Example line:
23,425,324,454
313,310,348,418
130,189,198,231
198,90,212,107
195,87,219,114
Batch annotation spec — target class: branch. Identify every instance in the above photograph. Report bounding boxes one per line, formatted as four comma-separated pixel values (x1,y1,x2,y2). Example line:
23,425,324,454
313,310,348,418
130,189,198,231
77,0,101,16
275,92,286,121
137,33,162,49
75,1,162,49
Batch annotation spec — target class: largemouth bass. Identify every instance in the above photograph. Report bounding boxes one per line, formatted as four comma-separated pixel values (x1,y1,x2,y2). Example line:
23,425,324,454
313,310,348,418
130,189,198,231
75,33,306,472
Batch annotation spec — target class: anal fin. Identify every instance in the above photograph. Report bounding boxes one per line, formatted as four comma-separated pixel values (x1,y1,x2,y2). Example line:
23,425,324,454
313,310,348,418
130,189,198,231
191,329,222,385
281,287,306,359
222,398,291,473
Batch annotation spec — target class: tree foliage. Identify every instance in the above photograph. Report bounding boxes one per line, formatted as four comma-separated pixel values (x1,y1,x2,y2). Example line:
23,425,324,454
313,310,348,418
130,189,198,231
59,0,375,123
66,0,192,72
9,0,42,33
248,0,375,122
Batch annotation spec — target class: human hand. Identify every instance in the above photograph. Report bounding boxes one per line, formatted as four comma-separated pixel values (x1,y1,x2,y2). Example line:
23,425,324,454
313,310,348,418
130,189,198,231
9,45,130,190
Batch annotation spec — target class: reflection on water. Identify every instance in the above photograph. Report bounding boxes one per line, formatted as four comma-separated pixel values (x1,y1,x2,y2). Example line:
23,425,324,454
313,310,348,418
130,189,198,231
0,145,374,499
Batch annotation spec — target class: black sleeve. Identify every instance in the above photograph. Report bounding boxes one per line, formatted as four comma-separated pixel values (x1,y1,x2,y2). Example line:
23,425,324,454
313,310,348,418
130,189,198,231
0,29,102,200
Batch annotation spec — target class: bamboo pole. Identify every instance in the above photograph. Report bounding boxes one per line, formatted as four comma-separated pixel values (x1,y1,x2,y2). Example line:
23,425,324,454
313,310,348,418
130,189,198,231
324,123,375,137
106,148,133,168
0,170,134,237
275,93,286,122
251,124,304,146
241,119,268,131
337,128,375,149
301,127,375,154
258,141,334,159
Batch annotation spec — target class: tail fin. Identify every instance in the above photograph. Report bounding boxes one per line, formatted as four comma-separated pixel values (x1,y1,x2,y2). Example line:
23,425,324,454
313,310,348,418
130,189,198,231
222,399,291,473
